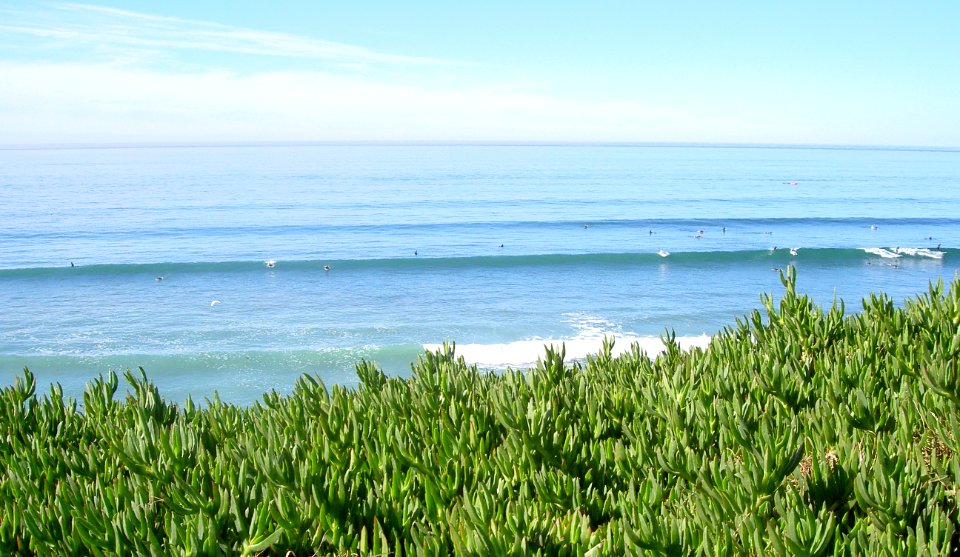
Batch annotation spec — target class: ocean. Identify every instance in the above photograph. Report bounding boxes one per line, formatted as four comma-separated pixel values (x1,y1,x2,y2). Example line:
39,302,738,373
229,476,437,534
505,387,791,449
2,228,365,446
1,143,958,405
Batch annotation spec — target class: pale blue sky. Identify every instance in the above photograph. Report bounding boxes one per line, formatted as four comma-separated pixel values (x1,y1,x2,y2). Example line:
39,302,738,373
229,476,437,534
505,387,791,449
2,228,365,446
1,1,958,146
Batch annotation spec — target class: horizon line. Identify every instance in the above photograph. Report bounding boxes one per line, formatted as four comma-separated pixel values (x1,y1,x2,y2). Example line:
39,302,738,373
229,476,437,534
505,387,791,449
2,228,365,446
1,139,959,153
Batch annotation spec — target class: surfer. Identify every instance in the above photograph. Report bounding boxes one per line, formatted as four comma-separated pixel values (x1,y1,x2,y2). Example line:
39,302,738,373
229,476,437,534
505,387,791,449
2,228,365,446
265,259,276,268
156,276,164,281
323,265,330,272
70,262,75,268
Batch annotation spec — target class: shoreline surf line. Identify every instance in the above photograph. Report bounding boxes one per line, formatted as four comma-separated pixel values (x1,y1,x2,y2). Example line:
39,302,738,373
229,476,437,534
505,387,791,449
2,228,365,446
423,334,712,369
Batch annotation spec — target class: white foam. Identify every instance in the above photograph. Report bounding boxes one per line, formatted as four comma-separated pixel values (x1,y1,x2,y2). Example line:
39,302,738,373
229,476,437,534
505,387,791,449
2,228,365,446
423,334,711,369
863,247,901,259
562,312,622,337
864,247,946,260
892,247,945,260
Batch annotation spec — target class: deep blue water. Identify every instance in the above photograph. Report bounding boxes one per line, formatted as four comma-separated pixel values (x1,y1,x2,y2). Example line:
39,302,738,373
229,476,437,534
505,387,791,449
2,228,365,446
1,144,958,404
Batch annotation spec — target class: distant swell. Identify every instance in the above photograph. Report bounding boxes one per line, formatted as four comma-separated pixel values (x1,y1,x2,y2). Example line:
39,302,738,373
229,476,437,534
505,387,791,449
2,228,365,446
6,216,960,240
0,247,950,278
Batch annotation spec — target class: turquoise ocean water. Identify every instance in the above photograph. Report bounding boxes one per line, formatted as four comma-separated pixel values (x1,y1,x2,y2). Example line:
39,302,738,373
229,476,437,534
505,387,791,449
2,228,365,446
1,143,958,405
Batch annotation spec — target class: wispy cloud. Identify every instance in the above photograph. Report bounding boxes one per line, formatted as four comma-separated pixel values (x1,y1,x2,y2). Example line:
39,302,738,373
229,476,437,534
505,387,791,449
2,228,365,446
0,2,445,67
0,60,697,145
0,2,752,146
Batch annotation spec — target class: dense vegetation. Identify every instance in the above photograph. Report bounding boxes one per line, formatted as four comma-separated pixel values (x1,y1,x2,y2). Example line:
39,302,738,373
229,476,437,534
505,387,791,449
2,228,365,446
2,269,960,555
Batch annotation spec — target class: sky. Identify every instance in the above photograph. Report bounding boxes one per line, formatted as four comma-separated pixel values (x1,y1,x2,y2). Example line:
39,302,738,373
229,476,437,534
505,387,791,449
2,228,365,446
0,1,958,147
